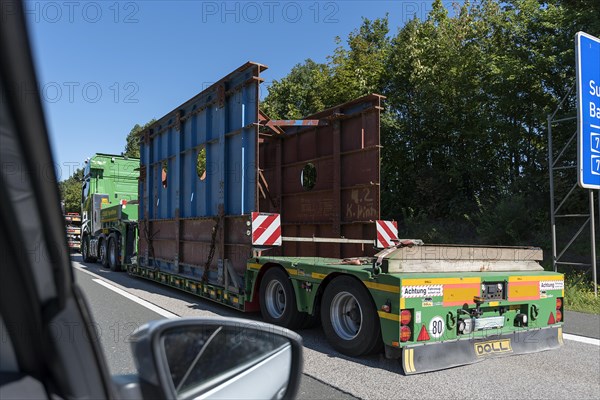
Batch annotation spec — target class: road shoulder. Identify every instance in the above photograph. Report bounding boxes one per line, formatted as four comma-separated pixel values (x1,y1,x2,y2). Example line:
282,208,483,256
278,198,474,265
564,310,600,339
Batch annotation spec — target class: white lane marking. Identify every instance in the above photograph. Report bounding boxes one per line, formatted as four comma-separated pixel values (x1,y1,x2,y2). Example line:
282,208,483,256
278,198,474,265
92,278,179,319
73,264,103,279
563,333,600,346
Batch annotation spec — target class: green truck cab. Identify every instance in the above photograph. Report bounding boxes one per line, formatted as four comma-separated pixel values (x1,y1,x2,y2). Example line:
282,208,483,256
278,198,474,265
80,154,139,270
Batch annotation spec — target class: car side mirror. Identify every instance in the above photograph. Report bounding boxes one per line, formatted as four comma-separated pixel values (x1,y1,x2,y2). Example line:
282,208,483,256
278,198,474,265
129,317,303,400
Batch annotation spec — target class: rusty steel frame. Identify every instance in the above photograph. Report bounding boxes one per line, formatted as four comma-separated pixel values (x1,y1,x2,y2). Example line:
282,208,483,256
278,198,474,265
259,94,384,259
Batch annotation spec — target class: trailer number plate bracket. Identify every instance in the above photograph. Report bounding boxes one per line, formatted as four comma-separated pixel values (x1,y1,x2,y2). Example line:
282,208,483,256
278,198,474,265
474,316,505,331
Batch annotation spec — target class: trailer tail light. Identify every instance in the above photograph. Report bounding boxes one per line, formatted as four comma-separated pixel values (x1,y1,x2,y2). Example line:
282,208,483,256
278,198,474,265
555,297,563,323
417,325,430,341
400,326,412,342
555,310,562,322
400,309,412,326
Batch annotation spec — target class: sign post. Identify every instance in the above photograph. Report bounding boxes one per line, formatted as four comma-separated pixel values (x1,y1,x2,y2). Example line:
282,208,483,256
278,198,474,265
576,31,600,189
575,32,599,297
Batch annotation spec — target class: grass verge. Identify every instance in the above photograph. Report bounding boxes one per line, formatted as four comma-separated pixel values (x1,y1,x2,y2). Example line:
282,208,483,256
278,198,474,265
564,273,600,314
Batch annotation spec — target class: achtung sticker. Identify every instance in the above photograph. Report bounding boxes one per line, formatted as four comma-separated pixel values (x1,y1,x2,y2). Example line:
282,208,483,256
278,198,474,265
402,285,443,298
539,280,564,291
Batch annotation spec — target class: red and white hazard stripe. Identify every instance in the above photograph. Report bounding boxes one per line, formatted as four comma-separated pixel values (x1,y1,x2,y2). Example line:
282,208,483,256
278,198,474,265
251,212,282,246
376,220,398,248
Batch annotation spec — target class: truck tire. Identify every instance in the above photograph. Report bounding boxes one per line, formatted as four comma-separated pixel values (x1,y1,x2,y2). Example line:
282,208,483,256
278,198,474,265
321,275,382,357
259,268,307,330
82,236,96,263
108,235,120,272
100,239,109,267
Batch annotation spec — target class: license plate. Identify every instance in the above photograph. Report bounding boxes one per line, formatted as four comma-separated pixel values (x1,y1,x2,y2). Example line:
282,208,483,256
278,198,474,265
474,316,505,331
474,339,512,357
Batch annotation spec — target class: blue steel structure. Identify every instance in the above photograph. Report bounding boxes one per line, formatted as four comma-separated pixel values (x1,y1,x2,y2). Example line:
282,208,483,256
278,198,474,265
140,62,264,221
137,62,266,283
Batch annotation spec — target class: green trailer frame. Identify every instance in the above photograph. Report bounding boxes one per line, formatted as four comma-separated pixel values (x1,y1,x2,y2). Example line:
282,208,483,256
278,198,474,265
128,248,564,374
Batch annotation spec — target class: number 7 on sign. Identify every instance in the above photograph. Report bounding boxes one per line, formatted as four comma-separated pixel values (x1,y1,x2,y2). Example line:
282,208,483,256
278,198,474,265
592,131,600,153
593,155,600,176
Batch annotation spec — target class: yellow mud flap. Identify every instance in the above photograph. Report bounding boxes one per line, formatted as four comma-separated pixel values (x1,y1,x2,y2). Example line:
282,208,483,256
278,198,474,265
401,326,563,375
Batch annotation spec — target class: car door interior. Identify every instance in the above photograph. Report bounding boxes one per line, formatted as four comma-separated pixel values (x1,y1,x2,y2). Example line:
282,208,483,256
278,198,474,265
2,3,305,400
0,0,113,398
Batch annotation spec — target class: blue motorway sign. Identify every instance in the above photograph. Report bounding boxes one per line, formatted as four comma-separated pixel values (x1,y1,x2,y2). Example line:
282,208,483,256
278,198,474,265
576,32,600,189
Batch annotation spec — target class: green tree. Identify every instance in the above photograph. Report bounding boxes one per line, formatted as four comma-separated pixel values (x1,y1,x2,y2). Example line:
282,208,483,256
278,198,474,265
59,168,84,214
262,16,391,118
262,59,331,119
381,0,502,220
328,15,391,105
124,119,156,158
260,0,600,248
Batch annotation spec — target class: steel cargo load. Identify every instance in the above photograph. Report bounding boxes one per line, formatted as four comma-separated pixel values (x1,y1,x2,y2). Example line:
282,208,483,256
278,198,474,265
135,62,383,290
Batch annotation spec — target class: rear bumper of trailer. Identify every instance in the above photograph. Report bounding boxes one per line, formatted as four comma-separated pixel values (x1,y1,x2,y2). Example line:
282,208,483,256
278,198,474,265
391,325,563,375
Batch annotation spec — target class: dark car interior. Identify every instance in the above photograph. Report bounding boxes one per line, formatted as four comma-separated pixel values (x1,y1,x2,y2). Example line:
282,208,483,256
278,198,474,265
0,1,113,398
1,3,303,399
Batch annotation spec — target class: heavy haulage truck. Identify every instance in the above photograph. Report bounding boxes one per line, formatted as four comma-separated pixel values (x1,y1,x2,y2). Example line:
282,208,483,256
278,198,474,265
81,62,565,374
80,154,139,270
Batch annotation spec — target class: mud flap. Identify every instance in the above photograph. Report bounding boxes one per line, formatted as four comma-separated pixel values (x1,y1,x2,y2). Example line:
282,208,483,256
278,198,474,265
402,326,563,375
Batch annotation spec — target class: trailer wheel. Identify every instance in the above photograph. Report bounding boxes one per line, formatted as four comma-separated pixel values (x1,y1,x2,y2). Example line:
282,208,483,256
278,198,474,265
259,268,306,330
99,239,109,267
108,235,120,272
321,275,382,357
82,236,96,263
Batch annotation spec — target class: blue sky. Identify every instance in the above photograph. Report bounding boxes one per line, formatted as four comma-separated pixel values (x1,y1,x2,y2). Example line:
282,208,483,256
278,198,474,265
24,0,441,180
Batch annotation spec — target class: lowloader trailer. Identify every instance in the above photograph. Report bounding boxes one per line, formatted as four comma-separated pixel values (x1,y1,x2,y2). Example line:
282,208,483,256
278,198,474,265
89,62,564,374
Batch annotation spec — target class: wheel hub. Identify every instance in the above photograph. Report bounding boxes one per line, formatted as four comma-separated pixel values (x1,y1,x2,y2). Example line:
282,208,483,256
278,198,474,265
347,307,360,322
265,280,286,319
330,291,363,340
110,241,116,265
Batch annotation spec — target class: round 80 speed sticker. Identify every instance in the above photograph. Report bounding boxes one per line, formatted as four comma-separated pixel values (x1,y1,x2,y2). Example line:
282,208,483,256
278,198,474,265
428,316,445,338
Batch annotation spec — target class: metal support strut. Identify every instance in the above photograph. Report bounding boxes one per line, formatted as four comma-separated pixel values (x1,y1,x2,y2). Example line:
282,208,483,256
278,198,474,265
547,83,598,297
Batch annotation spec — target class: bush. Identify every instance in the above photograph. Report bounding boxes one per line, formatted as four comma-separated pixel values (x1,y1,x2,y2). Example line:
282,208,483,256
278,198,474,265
564,272,600,314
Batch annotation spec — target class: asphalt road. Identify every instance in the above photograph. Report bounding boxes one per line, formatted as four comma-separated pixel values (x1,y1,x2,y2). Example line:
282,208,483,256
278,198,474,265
74,259,356,399
72,255,600,399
